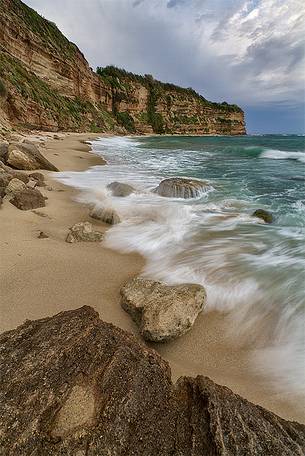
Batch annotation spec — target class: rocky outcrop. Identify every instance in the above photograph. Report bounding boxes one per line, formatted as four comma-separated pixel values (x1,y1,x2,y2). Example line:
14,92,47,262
89,206,121,225
107,181,135,197
154,177,210,199
10,187,46,210
0,306,304,455
252,209,273,223
121,277,206,341
5,143,59,171
0,0,245,135
66,222,104,243
4,177,26,196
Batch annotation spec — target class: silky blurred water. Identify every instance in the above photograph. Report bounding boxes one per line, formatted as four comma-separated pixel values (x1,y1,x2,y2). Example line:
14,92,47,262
56,134,305,395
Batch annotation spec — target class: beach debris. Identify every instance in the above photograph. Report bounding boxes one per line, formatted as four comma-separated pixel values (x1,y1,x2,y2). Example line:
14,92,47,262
153,177,209,199
66,222,104,243
38,231,49,239
5,142,59,171
107,181,135,197
10,188,46,210
252,209,273,223
0,305,303,455
89,206,121,225
121,277,206,342
5,178,27,197
29,172,45,187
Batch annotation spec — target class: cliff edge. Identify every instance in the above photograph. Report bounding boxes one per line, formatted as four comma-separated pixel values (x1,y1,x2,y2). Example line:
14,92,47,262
0,0,246,135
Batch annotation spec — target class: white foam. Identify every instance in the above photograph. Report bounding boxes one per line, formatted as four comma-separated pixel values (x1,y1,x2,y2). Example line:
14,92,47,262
261,149,305,163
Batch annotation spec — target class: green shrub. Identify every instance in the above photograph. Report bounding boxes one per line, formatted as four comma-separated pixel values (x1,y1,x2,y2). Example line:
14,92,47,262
115,112,135,133
0,79,7,98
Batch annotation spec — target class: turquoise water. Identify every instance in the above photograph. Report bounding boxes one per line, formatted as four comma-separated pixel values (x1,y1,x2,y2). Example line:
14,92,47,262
57,134,305,394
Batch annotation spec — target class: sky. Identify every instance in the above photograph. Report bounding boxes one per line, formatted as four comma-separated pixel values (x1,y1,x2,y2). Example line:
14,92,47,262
24,0,305,134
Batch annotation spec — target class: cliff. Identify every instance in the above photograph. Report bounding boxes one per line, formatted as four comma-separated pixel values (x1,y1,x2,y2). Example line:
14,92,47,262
0,0,246,135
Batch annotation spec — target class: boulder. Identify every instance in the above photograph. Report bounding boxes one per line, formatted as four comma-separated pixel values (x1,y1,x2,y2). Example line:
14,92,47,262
121,277,206,342
153,177,209,199
66,222,104,243
0,186,5,198
0,306,304,455
89,205,121,225
10,188,46,210
0,171,10,188
6,143,59,171
10,171,30,184
0,141,8,162
5,178,27,196
107,181,135,197
252,209,273,224
29,172,45,187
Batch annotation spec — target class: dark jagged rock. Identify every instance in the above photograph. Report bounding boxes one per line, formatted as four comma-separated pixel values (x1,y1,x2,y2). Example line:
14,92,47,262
153,177,210,199
10,187,46,210
0,306,303,455
252,208,273,224
107,181,135,197
6,143,59,171
29,172,45,187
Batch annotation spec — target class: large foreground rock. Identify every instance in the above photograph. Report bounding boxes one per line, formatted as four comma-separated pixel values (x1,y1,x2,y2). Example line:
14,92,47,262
10,188,46,210
66,222,104,243
153,177,209,198
121,277,206,341
89,205,121,225
6,143,59,171
0,306,304,455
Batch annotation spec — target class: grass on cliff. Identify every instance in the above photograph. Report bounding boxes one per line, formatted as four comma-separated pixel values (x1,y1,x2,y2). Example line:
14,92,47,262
0,51,114,131
8,0,77,59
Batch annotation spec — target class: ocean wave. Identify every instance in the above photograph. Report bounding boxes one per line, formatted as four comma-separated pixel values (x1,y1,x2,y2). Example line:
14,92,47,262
260,149,305,163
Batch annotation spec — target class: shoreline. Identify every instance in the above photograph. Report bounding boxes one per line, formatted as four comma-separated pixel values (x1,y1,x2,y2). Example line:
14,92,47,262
0,131,304,423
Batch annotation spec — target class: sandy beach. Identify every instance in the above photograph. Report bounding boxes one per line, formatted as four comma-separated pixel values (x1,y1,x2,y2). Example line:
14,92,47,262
0,132,304,424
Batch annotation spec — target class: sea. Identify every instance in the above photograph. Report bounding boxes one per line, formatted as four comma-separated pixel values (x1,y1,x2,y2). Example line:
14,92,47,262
56,134,305,396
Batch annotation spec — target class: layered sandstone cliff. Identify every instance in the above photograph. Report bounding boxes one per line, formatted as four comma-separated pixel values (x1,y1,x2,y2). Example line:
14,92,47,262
0,0,246,135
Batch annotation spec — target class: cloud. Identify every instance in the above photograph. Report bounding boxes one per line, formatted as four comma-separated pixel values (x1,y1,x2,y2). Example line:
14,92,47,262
23,0,305,132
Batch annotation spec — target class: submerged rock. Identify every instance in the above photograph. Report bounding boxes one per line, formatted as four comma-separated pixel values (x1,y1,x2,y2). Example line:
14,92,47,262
107,181,135,197
66,222,104,243
153,177,209,199
121,277,206,342
6,143,59,171
252,209,273,224
10,188,46,210
0,306,304,455
89,206,121,225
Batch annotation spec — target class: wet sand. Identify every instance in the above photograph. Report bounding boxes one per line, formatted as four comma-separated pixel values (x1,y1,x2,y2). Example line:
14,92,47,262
0,132,303,423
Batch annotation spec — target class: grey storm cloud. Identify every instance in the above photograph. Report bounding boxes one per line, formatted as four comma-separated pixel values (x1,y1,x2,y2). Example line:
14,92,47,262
23,0,305,133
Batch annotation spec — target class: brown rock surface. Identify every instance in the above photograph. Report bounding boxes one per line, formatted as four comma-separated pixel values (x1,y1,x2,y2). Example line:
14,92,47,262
89,206,121,225
121,277,206,341
0,306,304,455
6,143,59,171
66,222,104,243
10,187,46,210
154,177,210,199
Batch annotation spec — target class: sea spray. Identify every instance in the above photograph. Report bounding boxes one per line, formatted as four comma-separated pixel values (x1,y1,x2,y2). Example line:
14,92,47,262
55,134,305,396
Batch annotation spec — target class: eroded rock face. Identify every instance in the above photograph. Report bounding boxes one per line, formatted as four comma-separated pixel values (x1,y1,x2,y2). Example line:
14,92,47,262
29,172,45,187
252,209,273,224
6,143,59,171
5,177,26,196
0,306,304,455
66,222,104,243
10,187,46,210
153,177,209,199
89,206,121,225
121,277,206,342
107,181,135,197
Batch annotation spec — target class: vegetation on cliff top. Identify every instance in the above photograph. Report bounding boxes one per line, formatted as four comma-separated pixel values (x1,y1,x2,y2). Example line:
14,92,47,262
5,0,77,59
96,65,242,113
